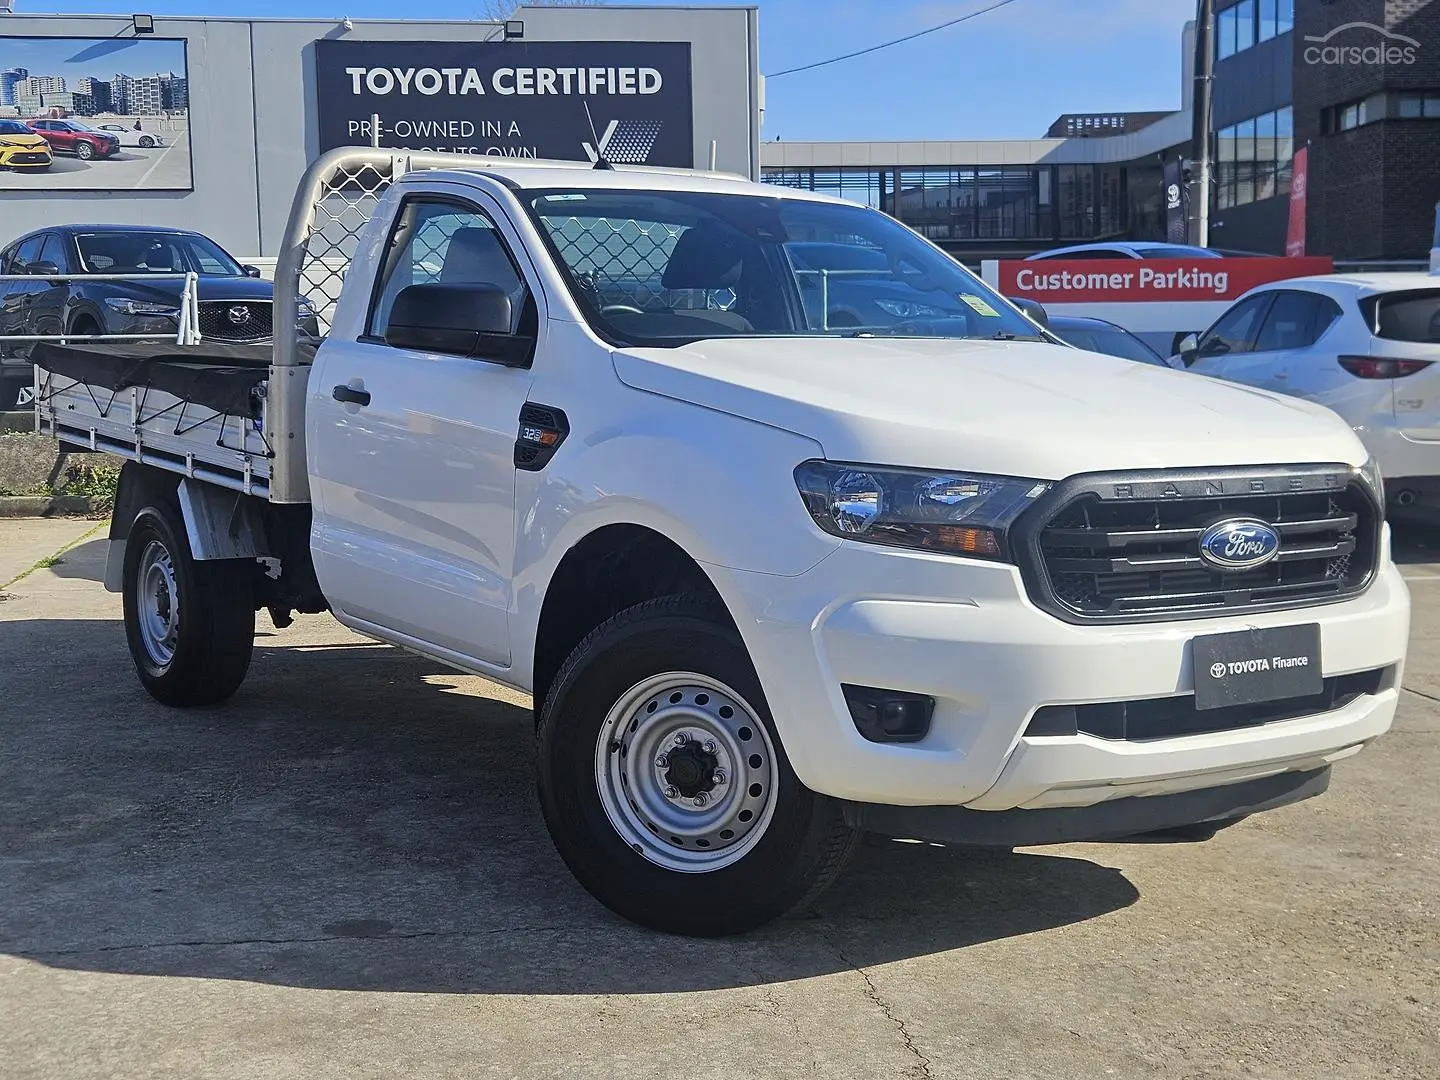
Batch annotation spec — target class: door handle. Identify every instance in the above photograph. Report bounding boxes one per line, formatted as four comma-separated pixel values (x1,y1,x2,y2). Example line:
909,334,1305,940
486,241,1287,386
332,384,371,406
1273,372,1289,381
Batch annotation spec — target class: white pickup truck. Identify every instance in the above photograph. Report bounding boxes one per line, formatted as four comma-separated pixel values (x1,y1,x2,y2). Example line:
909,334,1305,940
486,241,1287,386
31,150,1410,936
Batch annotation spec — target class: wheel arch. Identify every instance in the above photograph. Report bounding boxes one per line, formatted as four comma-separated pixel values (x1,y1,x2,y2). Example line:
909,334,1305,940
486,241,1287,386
530,523,732,716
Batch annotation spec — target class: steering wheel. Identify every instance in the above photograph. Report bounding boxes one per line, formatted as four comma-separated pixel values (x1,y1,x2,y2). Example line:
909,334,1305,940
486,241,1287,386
601,304,647,316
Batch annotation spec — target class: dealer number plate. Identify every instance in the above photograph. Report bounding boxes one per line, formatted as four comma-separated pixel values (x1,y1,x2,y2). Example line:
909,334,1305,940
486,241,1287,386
1192,624,1323,711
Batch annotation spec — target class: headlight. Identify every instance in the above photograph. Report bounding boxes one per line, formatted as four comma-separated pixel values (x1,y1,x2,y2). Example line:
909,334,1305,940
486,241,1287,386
104,298,177,317
794,460,1051,560
1358,456,1385,508
874,299,949,319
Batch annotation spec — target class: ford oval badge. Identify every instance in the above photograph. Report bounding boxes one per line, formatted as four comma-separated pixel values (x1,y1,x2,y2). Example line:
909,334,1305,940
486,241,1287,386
1198,518,1281,571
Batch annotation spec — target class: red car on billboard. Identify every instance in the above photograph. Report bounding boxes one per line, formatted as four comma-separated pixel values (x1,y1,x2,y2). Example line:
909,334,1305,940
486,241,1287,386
26,119,121,161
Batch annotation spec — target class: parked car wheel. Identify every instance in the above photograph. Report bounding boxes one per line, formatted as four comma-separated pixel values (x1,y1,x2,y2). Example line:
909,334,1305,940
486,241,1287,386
75,141,95,160
139,135,156,149
122,500,256,707
537,594,859,936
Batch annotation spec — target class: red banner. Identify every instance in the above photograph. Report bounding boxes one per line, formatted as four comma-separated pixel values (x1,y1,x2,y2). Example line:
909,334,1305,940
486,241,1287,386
998,256,1334,304
1286,147,1309,258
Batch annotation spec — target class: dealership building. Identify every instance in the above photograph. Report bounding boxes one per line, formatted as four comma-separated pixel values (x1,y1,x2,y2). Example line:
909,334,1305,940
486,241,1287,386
0,5,762,261
2,2,1437,265
762,0,1440,263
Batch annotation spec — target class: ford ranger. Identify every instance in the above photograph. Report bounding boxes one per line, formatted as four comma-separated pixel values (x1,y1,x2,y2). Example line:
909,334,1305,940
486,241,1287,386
27,150,1410,936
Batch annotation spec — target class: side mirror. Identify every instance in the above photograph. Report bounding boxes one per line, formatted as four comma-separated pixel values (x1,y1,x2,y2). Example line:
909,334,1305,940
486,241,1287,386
1008,296,1049,328
385,282,532,366
27,260,61,278
1176,332,1200,366
242,264,263,278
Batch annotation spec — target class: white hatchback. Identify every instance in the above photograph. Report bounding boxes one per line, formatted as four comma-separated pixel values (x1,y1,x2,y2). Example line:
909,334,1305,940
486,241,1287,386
1177,274,1440,517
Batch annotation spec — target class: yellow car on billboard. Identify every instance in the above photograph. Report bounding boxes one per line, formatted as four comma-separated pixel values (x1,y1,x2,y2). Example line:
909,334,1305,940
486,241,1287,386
0,119,54,171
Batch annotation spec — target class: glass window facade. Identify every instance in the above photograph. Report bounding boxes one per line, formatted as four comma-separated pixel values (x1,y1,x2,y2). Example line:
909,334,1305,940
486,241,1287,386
1218,0,1292,61
762,164,1130,246
1215,105,1292,209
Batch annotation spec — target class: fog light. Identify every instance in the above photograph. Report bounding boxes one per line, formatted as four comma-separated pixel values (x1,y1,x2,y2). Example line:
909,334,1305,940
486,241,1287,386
842,685,934,743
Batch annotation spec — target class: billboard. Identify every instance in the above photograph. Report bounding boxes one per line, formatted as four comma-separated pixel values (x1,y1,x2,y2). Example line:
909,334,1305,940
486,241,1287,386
315,40,694,167
0,36,192,192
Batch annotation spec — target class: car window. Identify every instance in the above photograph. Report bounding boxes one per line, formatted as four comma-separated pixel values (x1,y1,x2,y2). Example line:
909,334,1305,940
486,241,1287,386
13,235,45,273
1199,294,1273,356
36,234,67,272
1032,249,1131,261
1360,289,1440,343
1058,325,1165,364
369,199,527,339
1254,291,1325,351
525,187,1044,347
1134,246,1221,259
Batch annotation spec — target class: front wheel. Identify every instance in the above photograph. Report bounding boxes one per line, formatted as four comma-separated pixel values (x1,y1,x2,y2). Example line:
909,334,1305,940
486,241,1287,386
537,595,859,936
139,136,156,148
122,500,256,707
74,141,94,160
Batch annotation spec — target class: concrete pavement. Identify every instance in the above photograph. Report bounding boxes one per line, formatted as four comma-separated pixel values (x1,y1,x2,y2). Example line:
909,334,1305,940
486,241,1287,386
1,528,1436,1079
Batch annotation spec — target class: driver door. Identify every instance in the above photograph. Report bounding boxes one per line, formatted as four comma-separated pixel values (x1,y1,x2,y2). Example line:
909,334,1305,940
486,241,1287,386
307,188,539,669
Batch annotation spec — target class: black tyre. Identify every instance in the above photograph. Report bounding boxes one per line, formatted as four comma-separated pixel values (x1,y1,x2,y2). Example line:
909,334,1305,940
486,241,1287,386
537,595,859,936
122,500,255,707
75,141,94,160
139,136,156,148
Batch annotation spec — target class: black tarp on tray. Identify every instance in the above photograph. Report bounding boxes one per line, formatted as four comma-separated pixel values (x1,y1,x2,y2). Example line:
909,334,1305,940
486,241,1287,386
31,341,316,420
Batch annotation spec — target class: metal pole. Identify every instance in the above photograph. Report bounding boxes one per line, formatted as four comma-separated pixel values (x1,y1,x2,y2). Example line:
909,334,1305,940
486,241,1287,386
371,112,381,148
1192,0,1215,247
709,139,718,171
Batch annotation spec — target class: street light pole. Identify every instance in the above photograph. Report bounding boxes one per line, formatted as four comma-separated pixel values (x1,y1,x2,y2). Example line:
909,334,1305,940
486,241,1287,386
1192,0,1215,247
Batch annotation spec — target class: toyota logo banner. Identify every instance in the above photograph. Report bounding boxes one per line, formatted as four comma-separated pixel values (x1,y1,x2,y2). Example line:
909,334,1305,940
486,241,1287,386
1163,158,1187,244
314,40,694,167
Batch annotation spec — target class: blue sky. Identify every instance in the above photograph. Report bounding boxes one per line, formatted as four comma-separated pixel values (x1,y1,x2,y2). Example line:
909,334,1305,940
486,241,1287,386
11,0,1196,139
1,35,186,80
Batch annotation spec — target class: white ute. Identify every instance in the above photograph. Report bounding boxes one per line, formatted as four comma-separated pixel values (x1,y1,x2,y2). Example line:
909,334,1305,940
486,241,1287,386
30,151,1410,936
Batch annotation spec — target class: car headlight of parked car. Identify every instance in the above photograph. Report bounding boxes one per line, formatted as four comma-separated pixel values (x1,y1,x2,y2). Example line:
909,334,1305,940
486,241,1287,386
874,299,951,319
794,460,1051,560
104,298,178,317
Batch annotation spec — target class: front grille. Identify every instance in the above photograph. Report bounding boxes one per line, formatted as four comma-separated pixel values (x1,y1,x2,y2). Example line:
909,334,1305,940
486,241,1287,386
1027,667,1393,741
1016,466,1381,623
199,300,274,342
9,152,49,164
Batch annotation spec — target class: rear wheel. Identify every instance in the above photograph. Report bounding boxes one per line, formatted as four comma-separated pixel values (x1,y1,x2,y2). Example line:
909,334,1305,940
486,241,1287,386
537,595,859,936
75,141,94,161
122,500,255,707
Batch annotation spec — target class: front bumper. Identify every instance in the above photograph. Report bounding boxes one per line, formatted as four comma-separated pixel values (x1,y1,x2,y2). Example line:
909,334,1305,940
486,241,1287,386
710,530,1409,812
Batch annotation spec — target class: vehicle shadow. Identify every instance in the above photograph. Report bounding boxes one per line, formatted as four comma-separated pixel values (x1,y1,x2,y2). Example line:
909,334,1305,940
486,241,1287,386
1390,521,1440,566
0,618,1139,995
45,538,107,582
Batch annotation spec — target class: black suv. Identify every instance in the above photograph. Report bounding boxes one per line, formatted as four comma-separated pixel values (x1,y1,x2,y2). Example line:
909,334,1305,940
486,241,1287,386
0,225,319,409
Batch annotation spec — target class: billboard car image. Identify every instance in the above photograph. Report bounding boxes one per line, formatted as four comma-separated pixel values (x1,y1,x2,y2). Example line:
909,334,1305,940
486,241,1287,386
0,36,191,191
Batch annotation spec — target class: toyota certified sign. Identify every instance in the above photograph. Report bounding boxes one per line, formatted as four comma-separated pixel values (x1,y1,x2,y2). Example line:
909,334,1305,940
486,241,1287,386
315,39,694,166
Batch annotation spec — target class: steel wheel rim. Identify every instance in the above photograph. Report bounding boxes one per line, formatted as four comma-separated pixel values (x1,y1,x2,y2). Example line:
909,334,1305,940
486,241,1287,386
595,672,779,873
136,539,179,668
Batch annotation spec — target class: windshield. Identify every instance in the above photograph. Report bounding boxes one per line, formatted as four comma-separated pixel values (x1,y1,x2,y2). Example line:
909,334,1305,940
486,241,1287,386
1055,324,1165,364
74,231,244,276
0,120,34,136
522,187,1045,347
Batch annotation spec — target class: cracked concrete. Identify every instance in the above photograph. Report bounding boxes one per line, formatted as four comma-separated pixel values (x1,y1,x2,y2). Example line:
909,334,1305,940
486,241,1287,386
1,526,1437,1079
